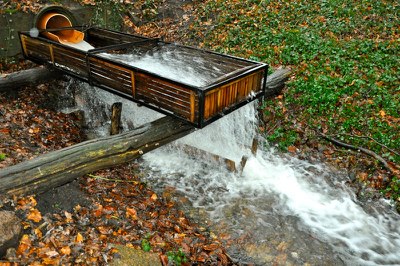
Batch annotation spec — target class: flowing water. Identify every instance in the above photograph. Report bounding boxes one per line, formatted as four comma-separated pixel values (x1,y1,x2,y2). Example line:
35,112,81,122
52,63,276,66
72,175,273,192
60,46,400,265
99,44,227,87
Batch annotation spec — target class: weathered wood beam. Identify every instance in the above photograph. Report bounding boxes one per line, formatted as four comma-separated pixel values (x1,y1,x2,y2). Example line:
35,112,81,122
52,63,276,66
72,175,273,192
176,144,237,172
0,67,63,92
0,116,195,200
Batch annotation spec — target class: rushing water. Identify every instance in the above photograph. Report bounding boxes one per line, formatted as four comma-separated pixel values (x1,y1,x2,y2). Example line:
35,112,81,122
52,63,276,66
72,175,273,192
63,79,400,265
60,44,400,264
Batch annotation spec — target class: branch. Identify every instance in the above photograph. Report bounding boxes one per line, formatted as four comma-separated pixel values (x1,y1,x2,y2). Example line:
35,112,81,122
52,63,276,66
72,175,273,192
318,132,393,173
337,133,399,156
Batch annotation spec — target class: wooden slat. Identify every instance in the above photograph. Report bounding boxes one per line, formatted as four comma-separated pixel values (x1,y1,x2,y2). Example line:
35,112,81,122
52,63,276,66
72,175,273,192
135,82,192,112
190,91,196,122
136,93,192,119
89,64,131,87
202,70,264,120
135,73,192,102
131,71,136,98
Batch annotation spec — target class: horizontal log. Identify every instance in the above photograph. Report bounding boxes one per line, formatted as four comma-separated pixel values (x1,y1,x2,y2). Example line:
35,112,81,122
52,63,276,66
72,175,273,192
0,67,63,91
0,116,195,200
264,68,292,97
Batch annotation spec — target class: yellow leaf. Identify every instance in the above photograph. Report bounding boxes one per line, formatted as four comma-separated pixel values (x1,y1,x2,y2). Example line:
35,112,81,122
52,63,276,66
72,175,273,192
151,193,157,201
34,228,42,238
379,110,386,118
76,233,83,243
60,246,71,255
27,208,42,223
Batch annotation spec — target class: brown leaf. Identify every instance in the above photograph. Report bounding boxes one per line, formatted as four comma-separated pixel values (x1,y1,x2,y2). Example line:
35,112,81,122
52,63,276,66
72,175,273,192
126,207,138,220
18,234,32,254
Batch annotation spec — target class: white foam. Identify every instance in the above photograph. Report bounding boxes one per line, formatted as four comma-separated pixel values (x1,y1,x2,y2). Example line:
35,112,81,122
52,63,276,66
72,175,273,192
68,40,94,51
141,103,400,265
99,45,225,87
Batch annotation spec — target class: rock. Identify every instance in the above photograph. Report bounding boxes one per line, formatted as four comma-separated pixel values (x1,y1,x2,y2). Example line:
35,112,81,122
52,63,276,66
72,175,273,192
110,244,161,266
5,247,18,262
0,211,23,257
348,171,357,182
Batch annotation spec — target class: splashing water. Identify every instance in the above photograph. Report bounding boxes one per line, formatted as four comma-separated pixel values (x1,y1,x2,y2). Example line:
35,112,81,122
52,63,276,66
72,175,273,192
61,47,400,263
140,103,400,265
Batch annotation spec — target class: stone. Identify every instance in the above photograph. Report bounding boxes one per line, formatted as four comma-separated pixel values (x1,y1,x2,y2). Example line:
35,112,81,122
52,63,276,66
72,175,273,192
0,211,23,258
110,245,161,266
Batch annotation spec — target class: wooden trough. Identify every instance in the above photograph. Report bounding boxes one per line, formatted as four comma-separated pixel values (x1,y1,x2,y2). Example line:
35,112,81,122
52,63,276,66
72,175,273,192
19,26,268,128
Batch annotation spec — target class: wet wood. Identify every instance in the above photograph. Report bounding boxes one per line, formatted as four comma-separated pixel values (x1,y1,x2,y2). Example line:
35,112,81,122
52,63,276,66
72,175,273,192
0,116,195,200
110,102,122,135
176,144,237,172
20,27,267,128
0,67,62,91
251,138,258,156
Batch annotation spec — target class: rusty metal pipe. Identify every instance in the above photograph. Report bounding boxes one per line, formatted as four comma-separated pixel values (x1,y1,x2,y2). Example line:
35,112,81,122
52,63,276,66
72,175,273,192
37,12,84,45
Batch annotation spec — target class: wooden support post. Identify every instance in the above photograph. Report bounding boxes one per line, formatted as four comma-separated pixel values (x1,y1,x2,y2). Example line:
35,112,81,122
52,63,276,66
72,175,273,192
110,102,122,135
251,138,258,156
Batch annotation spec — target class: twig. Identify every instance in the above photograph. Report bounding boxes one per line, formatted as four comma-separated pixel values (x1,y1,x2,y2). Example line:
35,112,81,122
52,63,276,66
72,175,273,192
87,174,145,184
318,132,392,173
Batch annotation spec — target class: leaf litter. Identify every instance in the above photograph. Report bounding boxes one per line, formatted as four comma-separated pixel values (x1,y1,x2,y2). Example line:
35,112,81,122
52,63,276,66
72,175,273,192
0,70,237,264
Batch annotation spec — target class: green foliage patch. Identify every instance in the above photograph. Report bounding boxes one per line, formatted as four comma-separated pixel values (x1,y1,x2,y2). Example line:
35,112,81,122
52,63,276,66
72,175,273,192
189,0,400,202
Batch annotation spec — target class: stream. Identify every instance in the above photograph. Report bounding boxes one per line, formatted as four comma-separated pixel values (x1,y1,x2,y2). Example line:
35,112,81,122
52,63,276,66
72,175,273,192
60,78,400,265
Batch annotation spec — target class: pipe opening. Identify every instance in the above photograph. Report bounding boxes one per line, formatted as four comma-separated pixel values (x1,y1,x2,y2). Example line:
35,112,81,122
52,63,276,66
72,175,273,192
37,11,84,45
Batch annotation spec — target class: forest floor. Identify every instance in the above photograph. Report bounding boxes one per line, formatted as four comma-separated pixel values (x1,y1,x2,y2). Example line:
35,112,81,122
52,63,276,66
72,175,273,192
0,64,237,265
1,0,399,265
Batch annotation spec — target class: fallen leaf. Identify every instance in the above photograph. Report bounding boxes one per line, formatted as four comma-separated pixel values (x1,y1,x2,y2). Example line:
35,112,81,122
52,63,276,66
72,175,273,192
60,246,71,255
76,233,83,243
288,146,297,152
18,234,32,253
151,193,157,201
27,208,42,222
126,207,138,220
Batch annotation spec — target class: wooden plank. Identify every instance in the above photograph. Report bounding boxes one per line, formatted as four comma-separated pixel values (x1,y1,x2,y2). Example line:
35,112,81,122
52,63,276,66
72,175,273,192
190,91,196,122
135,83,192,113
135,73,192,102
136,93,191,119
175,144,237,172
131,71,136,98
90,64,132,88
91,74,132,94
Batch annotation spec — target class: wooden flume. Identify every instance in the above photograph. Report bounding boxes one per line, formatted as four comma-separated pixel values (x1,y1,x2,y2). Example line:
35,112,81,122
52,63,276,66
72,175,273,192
18,26,268,128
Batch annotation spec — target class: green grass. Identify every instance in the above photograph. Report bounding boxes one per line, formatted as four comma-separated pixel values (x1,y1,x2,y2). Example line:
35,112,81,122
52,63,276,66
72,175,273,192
188,0,400,202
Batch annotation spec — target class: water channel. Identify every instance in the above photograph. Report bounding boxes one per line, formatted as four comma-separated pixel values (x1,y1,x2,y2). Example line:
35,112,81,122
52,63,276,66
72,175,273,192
61,77,400,265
